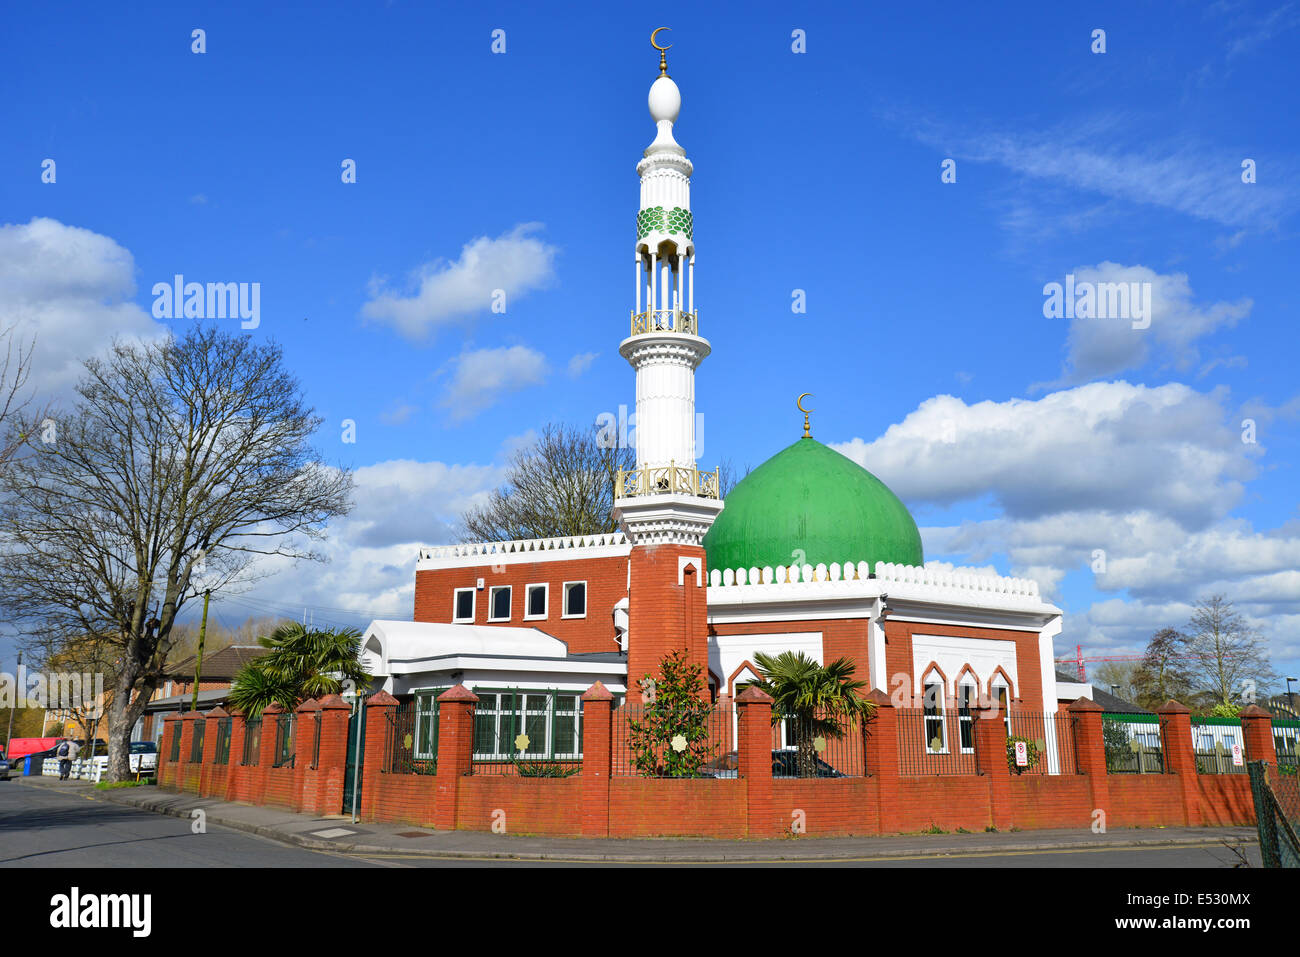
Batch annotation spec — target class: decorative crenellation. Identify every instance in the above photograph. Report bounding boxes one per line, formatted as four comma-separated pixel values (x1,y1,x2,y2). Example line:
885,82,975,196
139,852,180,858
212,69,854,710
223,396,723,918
419,532,628,561
707,560,1041,598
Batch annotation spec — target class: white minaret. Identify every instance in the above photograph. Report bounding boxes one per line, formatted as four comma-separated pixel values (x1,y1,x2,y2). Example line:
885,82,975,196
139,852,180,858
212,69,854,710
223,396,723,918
614,32,723,546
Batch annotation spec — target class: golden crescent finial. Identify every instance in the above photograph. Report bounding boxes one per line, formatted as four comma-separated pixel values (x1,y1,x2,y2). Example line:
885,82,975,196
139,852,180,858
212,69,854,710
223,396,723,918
797,393,814,437
651,27,672,76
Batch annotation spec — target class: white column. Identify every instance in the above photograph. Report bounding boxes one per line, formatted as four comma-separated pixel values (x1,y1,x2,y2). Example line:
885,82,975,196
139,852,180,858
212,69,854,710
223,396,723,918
649,252,657,312
660,258,669,320
688,254,694,314
635,255,641,315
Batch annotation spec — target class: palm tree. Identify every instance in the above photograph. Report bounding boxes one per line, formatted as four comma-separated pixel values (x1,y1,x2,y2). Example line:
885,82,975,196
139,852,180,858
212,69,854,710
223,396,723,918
228,623,371,719
751,651,875,777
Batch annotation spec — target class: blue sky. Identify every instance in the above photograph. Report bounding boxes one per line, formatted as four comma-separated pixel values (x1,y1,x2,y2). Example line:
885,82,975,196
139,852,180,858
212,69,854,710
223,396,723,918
2,1,1298,686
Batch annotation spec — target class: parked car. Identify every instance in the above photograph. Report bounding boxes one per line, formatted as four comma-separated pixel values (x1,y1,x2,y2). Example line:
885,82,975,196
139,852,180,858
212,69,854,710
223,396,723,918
699,749,847,779
129,741,158,774
0,755,9,781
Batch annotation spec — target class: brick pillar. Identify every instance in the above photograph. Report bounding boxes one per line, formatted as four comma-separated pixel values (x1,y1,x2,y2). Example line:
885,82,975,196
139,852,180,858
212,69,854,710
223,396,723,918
737,686,775,837
178,712,200,792
1240,704,1276,771
1068,697,1110,826
260,702,283,769
626,544,710,699
200,707,223,797
580,682,613,837
1157,700,1198,826
294,698,320,813
974,703,1012,831
359,691,398,822
433,685,478,831
227,711,246,802
863,689,897,835
159,714,181,788
315,694,352,815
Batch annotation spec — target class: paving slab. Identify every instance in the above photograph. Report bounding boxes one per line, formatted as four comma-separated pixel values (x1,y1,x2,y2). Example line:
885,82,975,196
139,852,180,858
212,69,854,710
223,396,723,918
18,778,1258,863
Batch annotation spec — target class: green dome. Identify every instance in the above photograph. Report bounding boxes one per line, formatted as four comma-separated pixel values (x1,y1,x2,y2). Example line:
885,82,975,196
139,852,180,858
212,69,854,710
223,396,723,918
703,437,923,573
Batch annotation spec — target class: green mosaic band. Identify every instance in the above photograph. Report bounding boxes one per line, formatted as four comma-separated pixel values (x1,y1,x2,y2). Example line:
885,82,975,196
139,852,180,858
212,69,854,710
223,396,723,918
636,206,693,241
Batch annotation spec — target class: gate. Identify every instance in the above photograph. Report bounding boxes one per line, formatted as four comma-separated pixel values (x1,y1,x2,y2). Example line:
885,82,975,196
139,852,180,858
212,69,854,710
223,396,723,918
342,699,367,816
1247,760,1300,868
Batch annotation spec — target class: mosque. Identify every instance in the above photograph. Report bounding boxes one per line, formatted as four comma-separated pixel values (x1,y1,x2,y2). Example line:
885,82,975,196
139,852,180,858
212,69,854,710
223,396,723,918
358,34,1067,768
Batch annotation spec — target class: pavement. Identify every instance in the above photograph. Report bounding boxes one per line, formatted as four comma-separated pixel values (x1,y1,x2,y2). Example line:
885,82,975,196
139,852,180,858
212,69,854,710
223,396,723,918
14,776,1261,863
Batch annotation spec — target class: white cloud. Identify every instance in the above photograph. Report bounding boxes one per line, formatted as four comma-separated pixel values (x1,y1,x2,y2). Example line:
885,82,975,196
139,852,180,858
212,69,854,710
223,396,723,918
567,351,598,377
1049,262,1251,383
439,345,549,421
832,381,1256,528
362,223,559,341
0,217,165,398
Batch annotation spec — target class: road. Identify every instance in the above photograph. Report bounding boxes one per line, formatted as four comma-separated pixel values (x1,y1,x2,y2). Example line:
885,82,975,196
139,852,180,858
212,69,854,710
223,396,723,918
0,781,1262,868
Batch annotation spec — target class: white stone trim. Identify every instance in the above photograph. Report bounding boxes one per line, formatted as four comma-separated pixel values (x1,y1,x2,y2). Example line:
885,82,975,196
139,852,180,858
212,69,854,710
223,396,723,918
678,555,703,586
417,533,630,570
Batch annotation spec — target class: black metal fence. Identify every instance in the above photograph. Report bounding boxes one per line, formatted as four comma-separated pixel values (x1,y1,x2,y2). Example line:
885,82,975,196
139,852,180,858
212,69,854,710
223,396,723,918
309,711,322,770
168,724,182,763
273,714,295,768
1248,760,1300,868
214,716,232,765
386,700,438,775
771,714,866,778
189,720,206,763
611,702,732,778
470,690,584,776
1007,711,1081,775
241,717,262,766
1102,715,1165,773
896,708,977,775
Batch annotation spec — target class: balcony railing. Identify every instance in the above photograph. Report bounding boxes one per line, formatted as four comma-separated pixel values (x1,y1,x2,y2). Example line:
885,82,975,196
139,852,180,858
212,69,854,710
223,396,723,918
616,463,720,500
630,308,698,337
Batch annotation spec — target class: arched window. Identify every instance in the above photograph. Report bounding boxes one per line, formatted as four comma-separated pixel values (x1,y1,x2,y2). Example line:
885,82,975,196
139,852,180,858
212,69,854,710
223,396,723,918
922,669,946,754
957,676,978,753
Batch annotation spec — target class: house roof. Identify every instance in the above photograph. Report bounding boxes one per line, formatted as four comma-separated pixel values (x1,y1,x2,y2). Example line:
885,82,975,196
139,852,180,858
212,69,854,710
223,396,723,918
142,687,232,713
1055,670,1149,713
361,621,570,676
164,644,267,681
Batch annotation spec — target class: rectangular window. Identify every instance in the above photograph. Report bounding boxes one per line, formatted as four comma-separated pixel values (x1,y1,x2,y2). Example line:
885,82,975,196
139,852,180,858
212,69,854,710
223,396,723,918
471,689,583,761
923,682,946,753
563,581,587,618
414,689,444,761
488,585,511,622
524,583,548,619
958,684,975,752
453,588,475,623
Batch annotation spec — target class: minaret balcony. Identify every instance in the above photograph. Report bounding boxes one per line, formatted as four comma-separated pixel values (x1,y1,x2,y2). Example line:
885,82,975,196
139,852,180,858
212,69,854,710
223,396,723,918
630,308,698,337
616,463,720,500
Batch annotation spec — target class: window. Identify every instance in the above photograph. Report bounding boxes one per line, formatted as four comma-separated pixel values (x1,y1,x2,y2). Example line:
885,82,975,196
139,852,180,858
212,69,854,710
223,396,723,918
524,583,548,619
562,581,587,618
472,690,583,760
453,588,475,623
414,689,445,761
923,680,946,753
488,585,512,622
992,683,1012,735
958,684,976,752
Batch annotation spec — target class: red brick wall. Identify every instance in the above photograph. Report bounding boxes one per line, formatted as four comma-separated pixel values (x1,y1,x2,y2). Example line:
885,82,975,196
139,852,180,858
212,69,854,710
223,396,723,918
884,620,1044,707
709,617,872,688
414,555,629,654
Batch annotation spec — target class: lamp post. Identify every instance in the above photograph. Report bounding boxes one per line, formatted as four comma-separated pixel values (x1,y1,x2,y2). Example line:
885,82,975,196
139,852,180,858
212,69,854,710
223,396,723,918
1287,677,1297,714
4,652,20,758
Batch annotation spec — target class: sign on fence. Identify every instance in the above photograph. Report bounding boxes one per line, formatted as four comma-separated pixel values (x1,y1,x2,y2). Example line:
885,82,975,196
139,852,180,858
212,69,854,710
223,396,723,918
1232,744,1243,767
1014,741,1028,767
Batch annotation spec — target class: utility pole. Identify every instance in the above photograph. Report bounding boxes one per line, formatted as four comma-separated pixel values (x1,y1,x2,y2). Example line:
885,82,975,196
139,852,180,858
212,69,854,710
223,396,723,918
4,651,20,757
190,589,211,714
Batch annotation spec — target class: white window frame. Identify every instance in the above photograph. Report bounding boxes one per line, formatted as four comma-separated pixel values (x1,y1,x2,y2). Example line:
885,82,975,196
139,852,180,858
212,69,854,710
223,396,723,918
923,676,947,754
957,681,977,753
452,587,475,623
561,580,587,619
991,681,1012,736
523,583,549,620
471,689,583,761
487,585,512,622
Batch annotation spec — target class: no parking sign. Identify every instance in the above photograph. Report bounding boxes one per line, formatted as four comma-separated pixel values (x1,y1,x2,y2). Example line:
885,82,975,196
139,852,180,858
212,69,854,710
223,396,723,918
1014,741,1028,767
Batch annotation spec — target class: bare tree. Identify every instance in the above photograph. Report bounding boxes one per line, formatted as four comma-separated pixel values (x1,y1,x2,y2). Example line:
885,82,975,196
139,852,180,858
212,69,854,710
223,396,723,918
1182,595,1277,708
0,326,353,781
461,422,634,542
1091,660,1139,703
0,323,38,470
